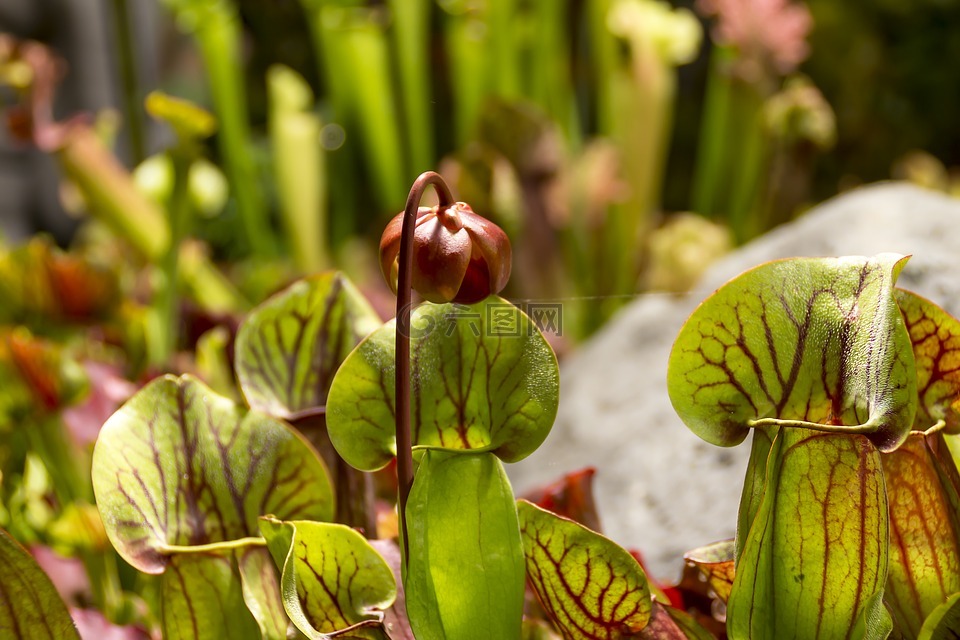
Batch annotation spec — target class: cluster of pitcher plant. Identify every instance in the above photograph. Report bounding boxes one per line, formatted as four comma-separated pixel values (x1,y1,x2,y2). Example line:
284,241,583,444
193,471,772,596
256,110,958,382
4,172,960,639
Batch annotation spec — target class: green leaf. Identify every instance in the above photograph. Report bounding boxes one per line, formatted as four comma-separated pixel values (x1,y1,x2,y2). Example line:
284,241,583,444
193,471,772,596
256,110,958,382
0,526,81,639
406,451,525,640
668,254,916,452
235,272,381,419
683,539,735,603
735,428,773,560
727,428,891,639
92,374,334,574
160,553,260,640
517,499,652,638
259,517,395,639
918,592,960,639
327,297,559,470
883,433,960,637
238,547,290,640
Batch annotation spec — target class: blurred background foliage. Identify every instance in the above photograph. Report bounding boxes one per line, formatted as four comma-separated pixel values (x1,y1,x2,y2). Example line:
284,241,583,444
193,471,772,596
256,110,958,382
159,0,960,310
0,0,958,343
0,2,959,633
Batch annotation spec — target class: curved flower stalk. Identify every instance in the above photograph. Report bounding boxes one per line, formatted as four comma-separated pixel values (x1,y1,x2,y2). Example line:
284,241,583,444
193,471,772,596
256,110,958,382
327,171,559,639
379,200,512,305
340,171,706,638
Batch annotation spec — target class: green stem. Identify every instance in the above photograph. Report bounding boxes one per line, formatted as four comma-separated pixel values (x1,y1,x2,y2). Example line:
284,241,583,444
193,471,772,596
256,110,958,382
490,0,520,99
758,136,784,233
83,550,124,622
612,35,676,285
56,124,169,261
389,0,433,173
395,172,456,567
727,88,768,243
27,417,90,505
301,3,360,243
193,5,272,256
443,10,487,146
589,0,617,136
692,45,736,218
109,0,146,164
152,149,191,366
531,0,578,147
342,10,407,209
748,417,878,434
158,537,267,555
268,65,327,272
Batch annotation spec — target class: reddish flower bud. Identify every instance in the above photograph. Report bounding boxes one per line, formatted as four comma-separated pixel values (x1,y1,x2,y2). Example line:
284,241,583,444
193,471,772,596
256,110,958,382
379,202,512,304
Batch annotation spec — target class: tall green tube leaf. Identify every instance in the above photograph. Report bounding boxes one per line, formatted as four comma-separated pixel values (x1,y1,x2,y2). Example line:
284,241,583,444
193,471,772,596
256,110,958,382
160,0,272,256
668,255,919,639
405,451,525,640
268,65,327,273
727,428,892,639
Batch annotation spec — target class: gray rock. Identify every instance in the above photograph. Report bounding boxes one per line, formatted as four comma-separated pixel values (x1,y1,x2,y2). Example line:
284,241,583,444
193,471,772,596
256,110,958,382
508,182,960,580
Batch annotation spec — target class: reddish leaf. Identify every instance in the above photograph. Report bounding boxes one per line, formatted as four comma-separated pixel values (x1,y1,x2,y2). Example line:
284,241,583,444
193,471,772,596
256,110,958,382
628,550,684,610
883,433,960,636
62,361,136,447
2,328,87,413
43,245,120,321
70,608,151,640
639,602,716,639
369,539,415,640
883,289,960,636
896,289,960,433
522,468,602,533
0,237,119,324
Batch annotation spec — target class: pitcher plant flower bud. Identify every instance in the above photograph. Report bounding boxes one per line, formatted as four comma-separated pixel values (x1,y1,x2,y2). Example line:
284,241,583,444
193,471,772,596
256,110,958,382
379,202,512,304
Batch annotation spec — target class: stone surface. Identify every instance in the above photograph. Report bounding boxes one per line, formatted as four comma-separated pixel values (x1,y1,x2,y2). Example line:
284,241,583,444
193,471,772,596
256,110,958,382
508,182,960,580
